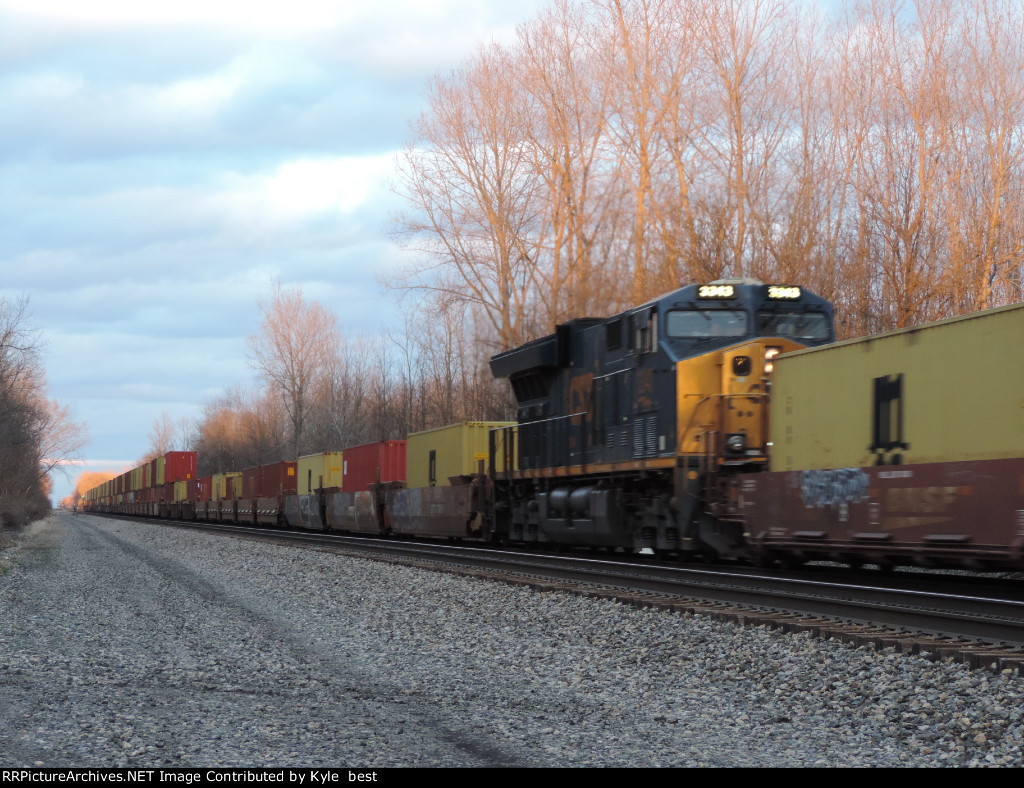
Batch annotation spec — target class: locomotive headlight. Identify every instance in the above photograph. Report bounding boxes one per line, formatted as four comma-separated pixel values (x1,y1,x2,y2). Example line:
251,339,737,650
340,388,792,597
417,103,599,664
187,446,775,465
764,346,782,375
726,433,747,454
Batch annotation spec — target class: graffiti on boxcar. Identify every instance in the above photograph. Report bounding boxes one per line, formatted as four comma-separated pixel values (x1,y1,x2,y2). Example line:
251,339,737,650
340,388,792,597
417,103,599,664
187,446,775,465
800,468,870,509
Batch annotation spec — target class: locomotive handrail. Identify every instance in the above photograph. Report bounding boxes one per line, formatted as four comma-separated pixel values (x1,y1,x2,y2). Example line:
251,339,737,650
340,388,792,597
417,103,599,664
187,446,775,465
678,391,769,458
509,411,588,426
488,424,517,478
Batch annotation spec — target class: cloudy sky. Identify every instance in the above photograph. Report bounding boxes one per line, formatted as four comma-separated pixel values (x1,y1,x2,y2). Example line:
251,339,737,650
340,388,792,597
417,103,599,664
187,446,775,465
0,0,551,503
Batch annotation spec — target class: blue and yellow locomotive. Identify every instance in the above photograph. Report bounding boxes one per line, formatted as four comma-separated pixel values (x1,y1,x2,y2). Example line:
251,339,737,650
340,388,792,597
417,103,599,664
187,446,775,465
488,278,835,556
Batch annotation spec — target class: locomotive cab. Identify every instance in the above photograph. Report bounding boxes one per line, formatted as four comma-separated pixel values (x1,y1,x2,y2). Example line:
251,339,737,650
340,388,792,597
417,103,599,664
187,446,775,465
671,281,833,465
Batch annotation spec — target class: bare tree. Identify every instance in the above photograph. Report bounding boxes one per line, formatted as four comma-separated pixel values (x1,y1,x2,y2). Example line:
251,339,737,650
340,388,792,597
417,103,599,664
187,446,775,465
0,295,85,524
34,399,88,482
516,0,619,325
246,283,339,460
306,335,373,451
393,42,545,352
175,415,201,453
145,411,176,460
194,386,287,474
946,0,1024,311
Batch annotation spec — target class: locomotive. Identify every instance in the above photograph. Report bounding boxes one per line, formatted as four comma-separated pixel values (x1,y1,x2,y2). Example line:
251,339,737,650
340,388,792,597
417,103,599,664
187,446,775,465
486,278,834,558
83,279,1024,572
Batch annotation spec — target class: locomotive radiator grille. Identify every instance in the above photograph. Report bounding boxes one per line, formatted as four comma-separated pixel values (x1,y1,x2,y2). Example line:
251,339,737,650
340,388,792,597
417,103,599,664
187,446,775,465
633,415,659,458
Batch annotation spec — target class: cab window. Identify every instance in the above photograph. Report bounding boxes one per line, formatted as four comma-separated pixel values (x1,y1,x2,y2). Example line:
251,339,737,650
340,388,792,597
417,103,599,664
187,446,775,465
756,310,831,342
666,309,747,339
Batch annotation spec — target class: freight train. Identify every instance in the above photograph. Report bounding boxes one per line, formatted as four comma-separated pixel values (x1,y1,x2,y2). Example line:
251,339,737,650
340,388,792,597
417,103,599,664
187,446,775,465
82,279,1024,572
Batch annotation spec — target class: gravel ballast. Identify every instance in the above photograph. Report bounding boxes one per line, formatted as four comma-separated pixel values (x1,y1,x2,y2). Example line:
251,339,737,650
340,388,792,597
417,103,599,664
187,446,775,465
1,512,1023,767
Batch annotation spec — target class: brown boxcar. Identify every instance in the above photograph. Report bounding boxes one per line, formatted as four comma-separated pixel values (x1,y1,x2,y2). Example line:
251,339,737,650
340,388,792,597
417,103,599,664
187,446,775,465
730,458,1024,570
284,495,318,529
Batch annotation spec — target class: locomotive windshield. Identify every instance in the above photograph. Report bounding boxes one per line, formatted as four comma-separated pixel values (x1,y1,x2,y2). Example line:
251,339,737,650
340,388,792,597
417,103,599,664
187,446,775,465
666,309,747,339
756,310,831,342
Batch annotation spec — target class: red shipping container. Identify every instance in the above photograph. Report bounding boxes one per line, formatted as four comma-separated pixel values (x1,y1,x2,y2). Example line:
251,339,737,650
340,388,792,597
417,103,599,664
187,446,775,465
197,476,213,502
242,467,261,499
164,451,197,483
342,441,406,492
258,461,297,497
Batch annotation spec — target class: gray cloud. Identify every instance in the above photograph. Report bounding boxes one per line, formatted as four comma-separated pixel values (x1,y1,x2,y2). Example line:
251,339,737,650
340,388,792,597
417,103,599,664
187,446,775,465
0,0,549,503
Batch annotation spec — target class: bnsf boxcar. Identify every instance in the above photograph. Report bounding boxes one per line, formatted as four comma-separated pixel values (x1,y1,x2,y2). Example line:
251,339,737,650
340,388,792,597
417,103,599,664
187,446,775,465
730,302,1024,569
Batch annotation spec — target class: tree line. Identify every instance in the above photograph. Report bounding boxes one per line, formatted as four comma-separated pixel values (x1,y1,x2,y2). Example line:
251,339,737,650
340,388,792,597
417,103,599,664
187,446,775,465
392,0,1024,346
144,284,511,477
135,0,1024,477
0,296,86,525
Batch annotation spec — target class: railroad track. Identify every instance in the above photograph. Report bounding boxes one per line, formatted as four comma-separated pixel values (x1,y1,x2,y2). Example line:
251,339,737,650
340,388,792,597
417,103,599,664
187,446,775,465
99,514,1024,673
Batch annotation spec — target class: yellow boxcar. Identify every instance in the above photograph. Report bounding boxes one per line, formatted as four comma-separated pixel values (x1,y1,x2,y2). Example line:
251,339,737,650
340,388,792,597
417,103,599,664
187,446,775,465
406,421,516,488
771,302,1024,471
296,452,344,494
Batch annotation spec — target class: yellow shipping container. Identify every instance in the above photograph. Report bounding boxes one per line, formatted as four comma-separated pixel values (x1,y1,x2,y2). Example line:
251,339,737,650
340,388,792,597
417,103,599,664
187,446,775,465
211,472,240,500
173,480,188,502
771,302,1024,471
156,455,166,486
406,421,516,488
296,452,343,494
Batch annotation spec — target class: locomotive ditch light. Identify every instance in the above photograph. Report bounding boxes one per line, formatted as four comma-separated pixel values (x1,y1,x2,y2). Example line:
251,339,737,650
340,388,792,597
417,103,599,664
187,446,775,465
764,346,782,375
726,432,747,454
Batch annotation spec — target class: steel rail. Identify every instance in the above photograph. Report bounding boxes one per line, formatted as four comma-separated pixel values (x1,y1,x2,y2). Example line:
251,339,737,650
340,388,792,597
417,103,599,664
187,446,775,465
101,514,1024,648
